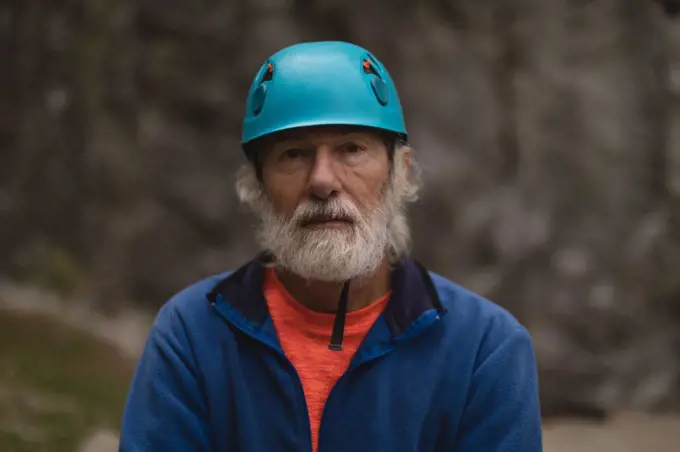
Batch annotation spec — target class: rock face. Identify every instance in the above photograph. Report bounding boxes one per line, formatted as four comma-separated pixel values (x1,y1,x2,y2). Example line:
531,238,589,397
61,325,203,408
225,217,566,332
1,1,680,417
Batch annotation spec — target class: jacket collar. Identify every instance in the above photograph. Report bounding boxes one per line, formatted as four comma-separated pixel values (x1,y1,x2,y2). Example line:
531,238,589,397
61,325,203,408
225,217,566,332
206,253,444,338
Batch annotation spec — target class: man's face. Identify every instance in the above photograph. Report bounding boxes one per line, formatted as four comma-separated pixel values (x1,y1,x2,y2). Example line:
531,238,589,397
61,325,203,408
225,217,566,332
254,126,397,282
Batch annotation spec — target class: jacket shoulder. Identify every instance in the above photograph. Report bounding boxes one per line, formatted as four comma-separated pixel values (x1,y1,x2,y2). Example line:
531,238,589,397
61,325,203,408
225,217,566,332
428,271,527,341
152,271,234,332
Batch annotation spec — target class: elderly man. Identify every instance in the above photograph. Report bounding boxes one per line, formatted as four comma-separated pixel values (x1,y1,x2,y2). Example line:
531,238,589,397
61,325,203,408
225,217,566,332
120,41,542,452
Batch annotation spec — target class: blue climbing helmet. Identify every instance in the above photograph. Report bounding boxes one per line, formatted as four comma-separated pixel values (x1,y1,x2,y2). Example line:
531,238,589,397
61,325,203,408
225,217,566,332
241,41,407,147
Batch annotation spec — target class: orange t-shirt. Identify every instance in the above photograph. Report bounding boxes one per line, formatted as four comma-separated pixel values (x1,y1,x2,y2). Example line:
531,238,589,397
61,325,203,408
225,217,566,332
263,268,390,452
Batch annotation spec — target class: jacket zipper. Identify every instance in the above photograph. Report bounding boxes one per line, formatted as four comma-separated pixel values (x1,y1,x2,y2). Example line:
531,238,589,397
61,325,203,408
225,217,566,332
211,298,314,452
317,308,444,452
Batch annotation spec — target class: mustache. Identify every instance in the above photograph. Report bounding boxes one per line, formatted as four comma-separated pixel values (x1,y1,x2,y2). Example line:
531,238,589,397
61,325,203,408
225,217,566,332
292,200,360,226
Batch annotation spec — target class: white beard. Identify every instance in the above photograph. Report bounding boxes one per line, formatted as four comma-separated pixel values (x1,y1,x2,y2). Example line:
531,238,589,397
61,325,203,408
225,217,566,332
256,191,394,282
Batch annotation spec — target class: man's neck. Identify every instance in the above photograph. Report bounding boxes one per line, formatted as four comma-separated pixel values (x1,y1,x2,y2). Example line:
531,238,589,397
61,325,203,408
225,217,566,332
275,261,392,313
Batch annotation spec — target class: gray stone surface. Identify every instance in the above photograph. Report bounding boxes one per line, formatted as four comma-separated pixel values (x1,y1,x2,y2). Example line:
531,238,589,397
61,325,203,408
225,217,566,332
1,0,679,418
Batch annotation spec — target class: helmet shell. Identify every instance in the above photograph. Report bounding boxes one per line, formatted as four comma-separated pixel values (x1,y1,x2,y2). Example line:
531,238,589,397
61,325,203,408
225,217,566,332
241,41,407,146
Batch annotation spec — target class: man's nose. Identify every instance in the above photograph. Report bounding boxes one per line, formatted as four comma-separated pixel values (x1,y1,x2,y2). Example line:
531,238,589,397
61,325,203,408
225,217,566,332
307,147,341,200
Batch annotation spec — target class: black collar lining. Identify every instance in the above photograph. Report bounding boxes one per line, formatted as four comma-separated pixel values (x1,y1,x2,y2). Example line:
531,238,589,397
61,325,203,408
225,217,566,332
206,255,443,337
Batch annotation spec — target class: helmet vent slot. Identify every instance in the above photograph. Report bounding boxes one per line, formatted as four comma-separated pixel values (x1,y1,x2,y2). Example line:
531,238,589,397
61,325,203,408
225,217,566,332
362,59,381,78
261,63,274,82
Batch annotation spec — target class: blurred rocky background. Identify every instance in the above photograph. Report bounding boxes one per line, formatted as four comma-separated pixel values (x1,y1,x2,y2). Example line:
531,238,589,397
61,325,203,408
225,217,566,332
2,0,680,450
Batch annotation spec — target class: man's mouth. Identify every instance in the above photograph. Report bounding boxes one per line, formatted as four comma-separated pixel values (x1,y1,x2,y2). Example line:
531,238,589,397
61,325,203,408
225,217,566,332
300,215,354,228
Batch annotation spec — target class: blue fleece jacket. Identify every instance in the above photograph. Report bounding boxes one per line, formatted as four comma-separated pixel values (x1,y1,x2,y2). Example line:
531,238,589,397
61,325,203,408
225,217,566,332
119,256,542,451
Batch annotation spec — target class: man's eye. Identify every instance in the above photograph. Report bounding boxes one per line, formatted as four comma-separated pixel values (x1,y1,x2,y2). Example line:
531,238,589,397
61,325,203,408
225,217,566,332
342,143,363,154
281,148,305,159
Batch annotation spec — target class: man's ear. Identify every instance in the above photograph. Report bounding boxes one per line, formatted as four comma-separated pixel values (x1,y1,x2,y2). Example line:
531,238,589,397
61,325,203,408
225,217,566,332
400,145,412,179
